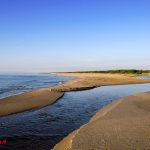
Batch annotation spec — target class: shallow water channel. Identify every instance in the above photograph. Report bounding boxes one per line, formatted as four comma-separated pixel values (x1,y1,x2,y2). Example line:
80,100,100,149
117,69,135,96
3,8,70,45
0,83,150,150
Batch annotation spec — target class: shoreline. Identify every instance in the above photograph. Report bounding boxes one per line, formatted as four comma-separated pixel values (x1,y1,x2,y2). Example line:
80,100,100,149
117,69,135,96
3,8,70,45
53,91,150,150
0,73,150,117
51,72,150,92
0,89,64,117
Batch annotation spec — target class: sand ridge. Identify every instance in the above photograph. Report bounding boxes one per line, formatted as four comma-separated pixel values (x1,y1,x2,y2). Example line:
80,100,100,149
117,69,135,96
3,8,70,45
53,91,150,150
0,73,150,117
0,89,64,117
51,73,150,92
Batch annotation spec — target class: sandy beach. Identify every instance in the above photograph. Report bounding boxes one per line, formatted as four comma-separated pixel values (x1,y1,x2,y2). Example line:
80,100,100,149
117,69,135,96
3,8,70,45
0,73,150,150
0,89,63,117
51,73,150,91
1,1,150,149
53,91,150,150
0,73,150,117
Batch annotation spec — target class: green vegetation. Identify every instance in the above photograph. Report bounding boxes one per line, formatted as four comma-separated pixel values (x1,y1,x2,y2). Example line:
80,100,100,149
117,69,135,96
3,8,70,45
67,70,150,74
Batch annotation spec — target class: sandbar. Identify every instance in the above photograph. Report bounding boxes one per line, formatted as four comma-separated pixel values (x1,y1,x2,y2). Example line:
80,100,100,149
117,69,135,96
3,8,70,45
52,73,150,91
53,91,150,150
0,73,150,117
0,89,63,117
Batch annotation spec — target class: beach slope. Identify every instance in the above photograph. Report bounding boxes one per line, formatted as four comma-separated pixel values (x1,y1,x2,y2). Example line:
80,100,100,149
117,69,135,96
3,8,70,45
53,91,150,150
0,89,63,117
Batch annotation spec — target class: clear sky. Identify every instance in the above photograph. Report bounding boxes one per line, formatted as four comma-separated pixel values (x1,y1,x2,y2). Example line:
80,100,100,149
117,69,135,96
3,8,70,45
0,0,150,73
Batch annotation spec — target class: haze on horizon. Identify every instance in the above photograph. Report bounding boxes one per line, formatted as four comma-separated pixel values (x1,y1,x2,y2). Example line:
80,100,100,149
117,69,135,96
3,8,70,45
0,0,150,73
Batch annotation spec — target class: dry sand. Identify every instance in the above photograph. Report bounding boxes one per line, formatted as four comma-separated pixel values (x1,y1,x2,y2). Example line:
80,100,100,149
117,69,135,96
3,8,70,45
52,73,150,91
0,89,63,117
53,91,150,150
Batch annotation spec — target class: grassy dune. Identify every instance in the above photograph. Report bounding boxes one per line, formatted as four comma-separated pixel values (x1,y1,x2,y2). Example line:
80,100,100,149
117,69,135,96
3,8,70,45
62,69,150,75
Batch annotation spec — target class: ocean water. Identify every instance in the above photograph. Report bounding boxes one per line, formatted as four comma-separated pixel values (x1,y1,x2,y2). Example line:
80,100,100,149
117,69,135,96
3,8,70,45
0,75,150,150
0,74,73,99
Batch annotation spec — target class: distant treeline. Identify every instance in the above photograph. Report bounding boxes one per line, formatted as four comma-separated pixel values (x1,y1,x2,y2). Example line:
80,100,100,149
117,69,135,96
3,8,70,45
67,70,150,74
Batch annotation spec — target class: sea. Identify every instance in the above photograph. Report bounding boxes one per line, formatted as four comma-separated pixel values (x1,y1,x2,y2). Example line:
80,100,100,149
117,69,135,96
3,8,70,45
0,74,72,99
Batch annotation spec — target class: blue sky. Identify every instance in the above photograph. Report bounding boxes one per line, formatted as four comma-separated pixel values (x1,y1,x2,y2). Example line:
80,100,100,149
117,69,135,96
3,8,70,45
0,0,150,73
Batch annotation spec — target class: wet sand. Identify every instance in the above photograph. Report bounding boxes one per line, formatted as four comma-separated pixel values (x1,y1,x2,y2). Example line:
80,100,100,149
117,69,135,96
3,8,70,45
0,89,63,117
53,91,150,150
0,73,150,117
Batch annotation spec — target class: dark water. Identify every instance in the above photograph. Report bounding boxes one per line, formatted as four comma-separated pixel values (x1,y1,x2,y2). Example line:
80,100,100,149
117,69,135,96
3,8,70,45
0,75,150,150
0,74,72,99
